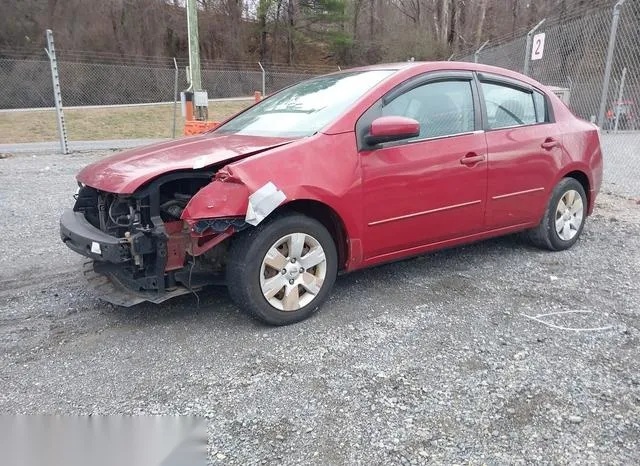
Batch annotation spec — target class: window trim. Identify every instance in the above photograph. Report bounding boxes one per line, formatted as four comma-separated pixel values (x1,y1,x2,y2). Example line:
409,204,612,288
474,72,555,131
356,70,483,151
533,90,552,123
376,129,485,150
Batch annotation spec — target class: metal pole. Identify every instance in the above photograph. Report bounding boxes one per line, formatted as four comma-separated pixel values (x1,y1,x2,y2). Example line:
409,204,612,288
613,67,627,133
474,41,488,63
172,58,178,138
597,0,626,128
523,18,546,76
44,29,68,155
258,62,266,96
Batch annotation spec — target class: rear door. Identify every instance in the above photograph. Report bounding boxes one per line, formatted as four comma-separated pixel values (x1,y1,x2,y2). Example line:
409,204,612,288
478,73,563,229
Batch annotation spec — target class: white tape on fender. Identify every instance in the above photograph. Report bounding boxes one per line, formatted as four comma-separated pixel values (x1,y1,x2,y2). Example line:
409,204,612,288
245,182,286,226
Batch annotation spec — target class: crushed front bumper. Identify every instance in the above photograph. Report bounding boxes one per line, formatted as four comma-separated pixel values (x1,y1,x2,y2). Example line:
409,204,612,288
82,262,192,307
60,209,129,263
60,208,194,306
60,205,239,306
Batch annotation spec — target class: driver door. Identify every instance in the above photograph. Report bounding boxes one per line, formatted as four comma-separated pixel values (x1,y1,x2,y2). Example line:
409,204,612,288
358,73,488,263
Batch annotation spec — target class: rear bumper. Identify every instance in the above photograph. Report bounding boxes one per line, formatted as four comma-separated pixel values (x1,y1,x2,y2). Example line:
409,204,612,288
60,209,129,263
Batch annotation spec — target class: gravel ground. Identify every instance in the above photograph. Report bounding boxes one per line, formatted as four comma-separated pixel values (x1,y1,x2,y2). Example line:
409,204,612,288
1,151,639,465
600,131,640,198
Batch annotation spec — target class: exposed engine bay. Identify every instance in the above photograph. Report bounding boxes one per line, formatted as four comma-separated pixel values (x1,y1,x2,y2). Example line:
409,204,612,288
65,171,249,304
75,173,213,238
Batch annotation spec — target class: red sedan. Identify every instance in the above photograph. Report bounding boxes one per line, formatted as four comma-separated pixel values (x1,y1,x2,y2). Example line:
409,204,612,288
60,62,603,325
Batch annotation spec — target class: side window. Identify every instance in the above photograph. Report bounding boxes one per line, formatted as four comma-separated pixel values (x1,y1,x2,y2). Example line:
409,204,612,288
533,91,547,123
381,80,475,139
481,82,537,129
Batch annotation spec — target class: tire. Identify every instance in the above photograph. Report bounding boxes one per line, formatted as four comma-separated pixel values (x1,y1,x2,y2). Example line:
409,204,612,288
226,213,338,325
526,177,587,251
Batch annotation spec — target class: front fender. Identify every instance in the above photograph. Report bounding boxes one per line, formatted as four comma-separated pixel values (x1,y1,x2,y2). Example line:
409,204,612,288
180,131,366,268
181,177,250,221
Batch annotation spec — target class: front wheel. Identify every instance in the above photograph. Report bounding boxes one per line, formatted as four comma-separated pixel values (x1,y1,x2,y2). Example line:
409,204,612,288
526,177,587,251
226,213,338,325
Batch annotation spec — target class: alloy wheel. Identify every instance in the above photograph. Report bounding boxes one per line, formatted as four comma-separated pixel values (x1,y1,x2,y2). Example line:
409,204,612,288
259,233,327,311
555,189,584,241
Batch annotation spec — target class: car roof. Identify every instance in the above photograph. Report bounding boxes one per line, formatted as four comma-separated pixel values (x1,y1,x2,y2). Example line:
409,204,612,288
320,60,569,135
345,61,544,89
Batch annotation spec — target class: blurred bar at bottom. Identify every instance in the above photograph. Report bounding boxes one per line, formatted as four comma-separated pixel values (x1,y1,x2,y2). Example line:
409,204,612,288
0,415,208,466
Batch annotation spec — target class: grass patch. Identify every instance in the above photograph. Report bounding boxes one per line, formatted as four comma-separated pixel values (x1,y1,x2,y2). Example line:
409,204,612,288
0,100,252,144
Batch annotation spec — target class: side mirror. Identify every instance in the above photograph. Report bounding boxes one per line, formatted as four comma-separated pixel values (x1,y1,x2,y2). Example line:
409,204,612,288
365,116,420,146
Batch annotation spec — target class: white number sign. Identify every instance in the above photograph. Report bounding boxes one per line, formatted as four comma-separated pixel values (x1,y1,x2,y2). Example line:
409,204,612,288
531,32,545,60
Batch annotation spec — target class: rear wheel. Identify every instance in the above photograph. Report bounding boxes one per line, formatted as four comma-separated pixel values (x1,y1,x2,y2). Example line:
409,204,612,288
526,177,587,251
226,213,338,325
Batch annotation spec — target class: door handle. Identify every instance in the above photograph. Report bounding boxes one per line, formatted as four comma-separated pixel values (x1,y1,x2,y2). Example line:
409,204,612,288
460,153,485,166
541,138,560,150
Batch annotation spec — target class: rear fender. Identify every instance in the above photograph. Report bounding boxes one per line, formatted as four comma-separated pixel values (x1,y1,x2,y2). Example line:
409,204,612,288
554,162,596,215
559,123,602,215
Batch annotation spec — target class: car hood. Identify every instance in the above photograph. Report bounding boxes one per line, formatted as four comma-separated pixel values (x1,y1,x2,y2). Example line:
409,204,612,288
76,133,297,194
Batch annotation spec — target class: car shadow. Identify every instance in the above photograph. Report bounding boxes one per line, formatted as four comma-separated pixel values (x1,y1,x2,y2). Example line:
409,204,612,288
103,232,537,328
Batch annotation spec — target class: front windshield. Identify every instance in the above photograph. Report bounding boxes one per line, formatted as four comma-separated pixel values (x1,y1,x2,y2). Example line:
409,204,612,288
215,70,395,138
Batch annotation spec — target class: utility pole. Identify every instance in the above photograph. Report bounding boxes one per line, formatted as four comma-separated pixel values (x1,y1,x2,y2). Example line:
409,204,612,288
183,0,208,122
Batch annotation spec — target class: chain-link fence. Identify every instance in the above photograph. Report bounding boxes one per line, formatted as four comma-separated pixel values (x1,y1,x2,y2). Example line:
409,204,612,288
0,56,333,145
0,57,337,109
457,0,640,197
0,58,334,109
1,1,639,197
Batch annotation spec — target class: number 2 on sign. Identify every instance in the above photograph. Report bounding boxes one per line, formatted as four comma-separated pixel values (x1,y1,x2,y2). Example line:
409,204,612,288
531,32,545,60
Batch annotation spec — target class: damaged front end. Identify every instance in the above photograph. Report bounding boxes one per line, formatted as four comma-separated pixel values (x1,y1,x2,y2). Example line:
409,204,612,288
60,171,250,306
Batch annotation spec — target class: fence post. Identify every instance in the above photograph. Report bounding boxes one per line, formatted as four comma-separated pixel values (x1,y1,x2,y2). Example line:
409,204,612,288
523,18,546,76
474,41,489,63
172,58,178,138
613,66,627,133
597,0,626,128
44,29,69,154
258,62,266,96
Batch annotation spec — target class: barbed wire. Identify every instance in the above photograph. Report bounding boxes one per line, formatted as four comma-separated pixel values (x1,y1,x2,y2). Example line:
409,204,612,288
0,46,340,73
